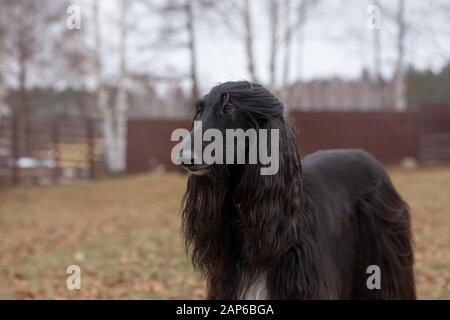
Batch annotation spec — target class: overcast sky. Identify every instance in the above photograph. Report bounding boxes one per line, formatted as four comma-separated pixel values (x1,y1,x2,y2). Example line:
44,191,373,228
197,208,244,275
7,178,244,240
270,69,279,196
78,0,450,94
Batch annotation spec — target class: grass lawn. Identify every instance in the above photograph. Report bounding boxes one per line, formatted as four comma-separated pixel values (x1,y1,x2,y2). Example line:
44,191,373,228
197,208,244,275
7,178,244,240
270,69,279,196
0,167,449,299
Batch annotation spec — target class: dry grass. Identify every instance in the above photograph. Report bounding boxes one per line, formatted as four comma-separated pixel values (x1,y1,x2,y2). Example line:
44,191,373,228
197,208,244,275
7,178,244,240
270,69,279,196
0,167,449,299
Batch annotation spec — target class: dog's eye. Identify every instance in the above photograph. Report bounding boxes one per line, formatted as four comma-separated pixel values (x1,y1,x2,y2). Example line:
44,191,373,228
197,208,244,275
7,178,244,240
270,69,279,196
194,105,203,119
195,101,204,113
222,104,234,114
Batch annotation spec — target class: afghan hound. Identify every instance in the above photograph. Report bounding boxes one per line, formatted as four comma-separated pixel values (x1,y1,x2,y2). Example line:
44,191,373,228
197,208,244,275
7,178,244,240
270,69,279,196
177,81,415,299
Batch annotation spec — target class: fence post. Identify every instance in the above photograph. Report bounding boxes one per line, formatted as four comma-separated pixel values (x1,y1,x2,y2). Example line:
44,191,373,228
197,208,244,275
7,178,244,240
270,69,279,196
87,118,96,179
52,116,60,183
11,115,19,186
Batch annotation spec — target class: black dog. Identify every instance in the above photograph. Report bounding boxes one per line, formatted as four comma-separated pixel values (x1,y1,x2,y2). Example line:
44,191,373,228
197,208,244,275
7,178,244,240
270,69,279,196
179,81,415,299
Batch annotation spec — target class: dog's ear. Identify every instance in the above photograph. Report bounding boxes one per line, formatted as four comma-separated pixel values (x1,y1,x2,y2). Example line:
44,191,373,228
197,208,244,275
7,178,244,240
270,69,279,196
233,118,303,271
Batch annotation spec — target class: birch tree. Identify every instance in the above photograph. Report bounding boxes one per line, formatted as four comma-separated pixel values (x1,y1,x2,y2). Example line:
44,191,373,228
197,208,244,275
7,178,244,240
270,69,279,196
269,0,280,88
93,0,114,173
93,0,131,174
393,0,406,111
372,0,382,81
115,0,130,173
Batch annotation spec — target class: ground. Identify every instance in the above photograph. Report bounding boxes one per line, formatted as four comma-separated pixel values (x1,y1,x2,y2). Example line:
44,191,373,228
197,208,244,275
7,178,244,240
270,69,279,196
0,167,449,299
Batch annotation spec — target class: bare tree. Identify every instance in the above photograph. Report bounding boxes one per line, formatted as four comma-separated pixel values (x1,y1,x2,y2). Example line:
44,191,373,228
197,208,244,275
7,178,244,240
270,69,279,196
393,0,406,111
280,0,319,104
115,0,130,173
93,0,114,172
372,0,382,81
269,0,280,88
186,0,199,101
93,0,132,174
2,0,69,153
380,0,450,110
208,0,259,82
3,1,66,113
243,0,258,82
204,0,319,90
152,0,202,102
281,0,293,95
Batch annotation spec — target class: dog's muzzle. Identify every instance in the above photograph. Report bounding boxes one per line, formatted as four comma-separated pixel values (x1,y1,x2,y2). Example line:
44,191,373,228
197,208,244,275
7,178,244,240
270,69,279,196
177,148,210,175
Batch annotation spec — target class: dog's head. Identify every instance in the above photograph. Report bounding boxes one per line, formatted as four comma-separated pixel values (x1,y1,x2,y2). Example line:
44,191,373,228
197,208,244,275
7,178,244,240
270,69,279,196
177,81,284,175
180,82,302,278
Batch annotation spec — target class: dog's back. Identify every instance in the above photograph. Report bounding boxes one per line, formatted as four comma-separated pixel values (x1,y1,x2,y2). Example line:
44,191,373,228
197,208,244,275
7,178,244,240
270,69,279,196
299,149,416,299
302,149,387,198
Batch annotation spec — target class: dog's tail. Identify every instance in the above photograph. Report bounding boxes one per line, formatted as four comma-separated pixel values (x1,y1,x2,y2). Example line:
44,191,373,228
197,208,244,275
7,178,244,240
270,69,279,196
354,174,416,299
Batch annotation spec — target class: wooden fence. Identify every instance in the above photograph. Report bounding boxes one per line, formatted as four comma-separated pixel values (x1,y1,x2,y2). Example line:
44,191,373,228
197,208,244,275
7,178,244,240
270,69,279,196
290,111,418,163
0,115,104,186
3,109,448,184
126,108,450,174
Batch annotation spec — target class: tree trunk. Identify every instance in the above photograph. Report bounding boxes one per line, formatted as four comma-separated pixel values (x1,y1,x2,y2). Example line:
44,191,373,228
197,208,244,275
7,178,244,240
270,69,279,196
93,0,114,172
269,0,279,88
373,0,381,82
371,0,382,108
243,0,258,82
114,0,129,173
281,0,293,104
394,0,406,111
186,0,199,102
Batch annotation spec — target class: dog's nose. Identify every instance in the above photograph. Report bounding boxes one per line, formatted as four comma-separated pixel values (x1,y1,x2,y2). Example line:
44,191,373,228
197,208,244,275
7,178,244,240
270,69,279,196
177,148,198,168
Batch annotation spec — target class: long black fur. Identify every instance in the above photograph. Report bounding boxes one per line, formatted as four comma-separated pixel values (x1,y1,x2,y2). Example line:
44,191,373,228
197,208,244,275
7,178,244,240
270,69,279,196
181,81,415,299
